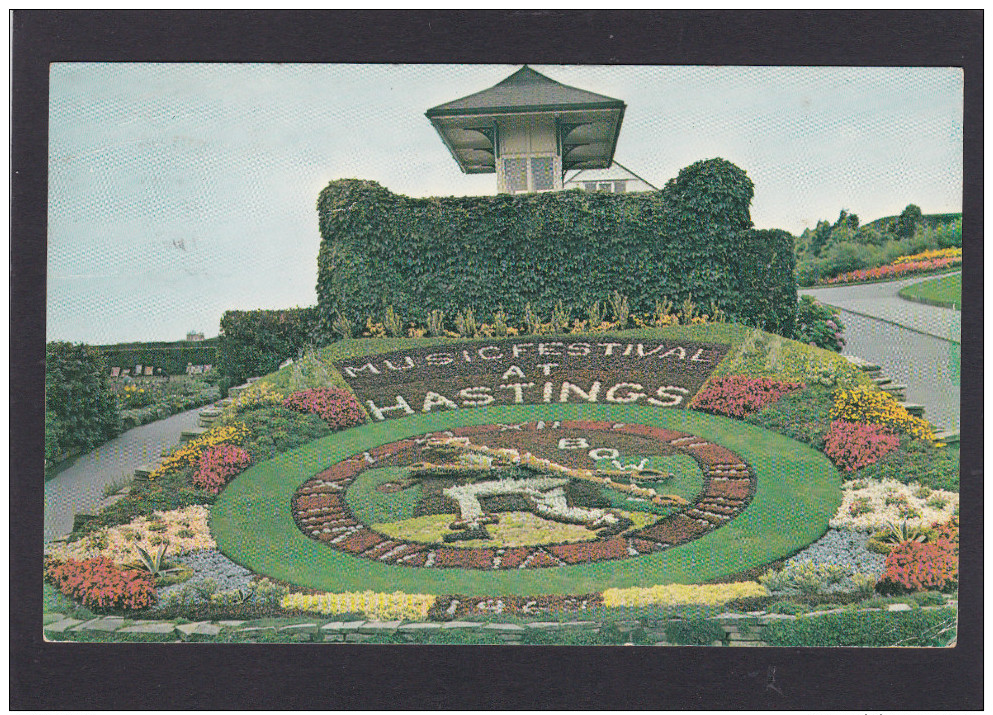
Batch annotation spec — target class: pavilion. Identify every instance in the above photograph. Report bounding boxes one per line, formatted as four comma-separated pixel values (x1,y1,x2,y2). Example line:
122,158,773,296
426,66,627,194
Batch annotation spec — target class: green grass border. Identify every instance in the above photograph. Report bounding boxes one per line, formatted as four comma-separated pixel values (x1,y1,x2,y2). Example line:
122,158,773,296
212,403,840,596
898,272,962,311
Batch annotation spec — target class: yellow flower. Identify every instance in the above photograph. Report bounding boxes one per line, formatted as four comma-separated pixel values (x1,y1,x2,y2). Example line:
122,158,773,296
281,590,436,621
831,386,939,444
602,582,768,608
149,422,251,479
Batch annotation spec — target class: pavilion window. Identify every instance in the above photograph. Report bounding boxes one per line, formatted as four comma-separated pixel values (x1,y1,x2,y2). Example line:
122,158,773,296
530,156,555,191
503,158,529,192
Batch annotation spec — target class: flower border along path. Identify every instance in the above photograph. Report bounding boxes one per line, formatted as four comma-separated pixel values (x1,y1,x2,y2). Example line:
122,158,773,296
211,402,840,597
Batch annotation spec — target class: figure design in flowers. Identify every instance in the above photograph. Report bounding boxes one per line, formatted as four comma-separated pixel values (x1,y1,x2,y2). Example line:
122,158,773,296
407,437,687,542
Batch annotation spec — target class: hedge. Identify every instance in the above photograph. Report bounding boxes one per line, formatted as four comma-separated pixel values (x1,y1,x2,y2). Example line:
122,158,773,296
218,308,318,384
314,158,796,342
45,342,122,468
762,607,956,647
98,338,219,376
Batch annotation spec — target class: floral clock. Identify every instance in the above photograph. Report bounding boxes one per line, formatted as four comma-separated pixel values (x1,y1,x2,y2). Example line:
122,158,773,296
291,420,756,570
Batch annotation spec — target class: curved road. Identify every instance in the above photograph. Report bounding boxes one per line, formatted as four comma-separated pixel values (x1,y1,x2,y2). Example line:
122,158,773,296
801,270,960,432
44,407,203,542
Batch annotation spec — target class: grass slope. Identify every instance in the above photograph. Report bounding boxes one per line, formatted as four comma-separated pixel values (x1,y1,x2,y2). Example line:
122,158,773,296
211,403,840,596
898,272,962,310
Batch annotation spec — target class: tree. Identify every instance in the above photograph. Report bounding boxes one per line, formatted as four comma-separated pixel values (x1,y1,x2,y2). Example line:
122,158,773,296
896,204,923,238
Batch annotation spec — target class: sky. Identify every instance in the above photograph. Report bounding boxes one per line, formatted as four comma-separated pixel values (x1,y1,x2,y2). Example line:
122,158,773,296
47,63,963,345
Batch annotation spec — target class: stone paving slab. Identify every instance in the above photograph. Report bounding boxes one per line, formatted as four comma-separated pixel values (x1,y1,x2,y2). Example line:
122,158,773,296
75,617,128,632
483,623,525,631
321,621,365,631
44,618,83,633
358,620,402,632
120,622,177,634
398,622,442,631
441,620,484,629
177,622,221,637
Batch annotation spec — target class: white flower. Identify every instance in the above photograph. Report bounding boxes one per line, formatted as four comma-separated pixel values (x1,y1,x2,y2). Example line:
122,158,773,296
830,478,958,532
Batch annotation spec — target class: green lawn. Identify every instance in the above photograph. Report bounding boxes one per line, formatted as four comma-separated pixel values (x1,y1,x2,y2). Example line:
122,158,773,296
898,272,962,310
211,403,841,596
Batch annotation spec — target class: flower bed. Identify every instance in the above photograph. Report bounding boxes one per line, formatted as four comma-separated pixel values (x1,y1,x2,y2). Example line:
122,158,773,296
690,375,804,418
282,386,366,430
149,423,251,480
45,556,157,610
831,386,939,444
830,479,958,532
823,420,900,472
876,518,958,594
193,444,253,493
820,254,961,285
601,581,768,608
282,590,436,621
46,506,215,565
892,247,962,265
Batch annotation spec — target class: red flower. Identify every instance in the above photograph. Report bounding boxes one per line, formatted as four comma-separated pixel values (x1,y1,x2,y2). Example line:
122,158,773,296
283,387,365,430
192,444,252,493
44,556,156,610
690,376,805,419
823,420,900,472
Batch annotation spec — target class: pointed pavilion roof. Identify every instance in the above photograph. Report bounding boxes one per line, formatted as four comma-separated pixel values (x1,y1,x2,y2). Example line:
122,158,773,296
426,65,625,117
426,66,627,175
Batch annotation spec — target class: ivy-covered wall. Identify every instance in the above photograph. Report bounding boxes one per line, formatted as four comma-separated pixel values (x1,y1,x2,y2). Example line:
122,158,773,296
315,158,796,340
98,339,219,376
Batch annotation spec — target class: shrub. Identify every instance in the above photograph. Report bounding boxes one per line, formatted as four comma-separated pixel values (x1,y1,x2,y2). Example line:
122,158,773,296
794,296,846,352
218,307,319,384
192,444,253,493
45,342,122,468
744,384,834,448
690,375,804,419
282,387,366,430
664,618,725,645
232,407,331,462
44,556,156,611
767,600,806,615
758,561,847,596
854,438,959,491
831,386,939,443
763,607,956,647
823,420,900,472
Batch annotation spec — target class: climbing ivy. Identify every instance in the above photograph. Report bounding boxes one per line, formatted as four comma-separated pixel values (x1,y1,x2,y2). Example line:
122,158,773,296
314,158,795,341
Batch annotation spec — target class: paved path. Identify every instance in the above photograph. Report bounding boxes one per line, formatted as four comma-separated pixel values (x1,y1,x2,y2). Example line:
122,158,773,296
800,271,961,342
44,407,204,543
800,272,961,431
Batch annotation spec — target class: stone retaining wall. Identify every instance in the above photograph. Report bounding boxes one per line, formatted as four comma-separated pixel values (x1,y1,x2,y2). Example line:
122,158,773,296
44,602,954,645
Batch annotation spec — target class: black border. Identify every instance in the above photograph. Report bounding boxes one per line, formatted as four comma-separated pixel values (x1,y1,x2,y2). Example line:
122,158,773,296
11,10,983,710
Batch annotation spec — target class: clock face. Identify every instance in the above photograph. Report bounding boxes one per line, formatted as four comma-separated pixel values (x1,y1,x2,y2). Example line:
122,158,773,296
292,420,756,570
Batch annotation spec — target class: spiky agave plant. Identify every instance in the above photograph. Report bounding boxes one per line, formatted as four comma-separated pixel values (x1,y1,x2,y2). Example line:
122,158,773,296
129,543,180,580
